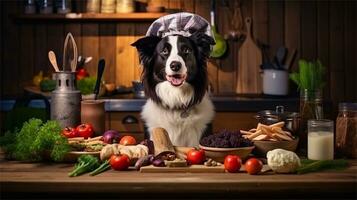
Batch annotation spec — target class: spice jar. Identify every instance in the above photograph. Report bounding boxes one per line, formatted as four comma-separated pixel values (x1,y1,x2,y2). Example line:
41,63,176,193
86,0,100,13
116,0,134,13
336,103,357,158
101,0,116,13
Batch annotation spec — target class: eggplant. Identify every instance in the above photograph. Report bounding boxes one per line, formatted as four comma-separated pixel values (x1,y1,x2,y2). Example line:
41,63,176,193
152,159,165,167
134,155,154,170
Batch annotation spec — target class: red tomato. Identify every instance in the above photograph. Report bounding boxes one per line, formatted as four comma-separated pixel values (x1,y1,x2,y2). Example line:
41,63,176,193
186,149,206,165
119,136,137,146
76,123,94,139
224,155,242,173
110,154,130,171
245,158,263,175
76,68,89,80
62,127,78,138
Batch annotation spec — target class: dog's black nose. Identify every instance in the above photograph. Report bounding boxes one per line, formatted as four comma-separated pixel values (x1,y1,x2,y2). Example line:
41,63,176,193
170,61,181,72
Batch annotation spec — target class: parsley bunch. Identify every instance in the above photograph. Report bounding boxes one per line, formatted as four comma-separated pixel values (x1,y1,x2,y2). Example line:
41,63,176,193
0,118,70,161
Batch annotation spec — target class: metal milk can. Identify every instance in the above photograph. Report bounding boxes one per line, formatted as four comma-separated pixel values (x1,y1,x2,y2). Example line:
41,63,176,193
51,72,81,128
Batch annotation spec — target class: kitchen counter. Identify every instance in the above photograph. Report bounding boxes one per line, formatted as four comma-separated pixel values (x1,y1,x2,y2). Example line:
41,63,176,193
104,93,300,112
0,87,300,112
1,158,356,199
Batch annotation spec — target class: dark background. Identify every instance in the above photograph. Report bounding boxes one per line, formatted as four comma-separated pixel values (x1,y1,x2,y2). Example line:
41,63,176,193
0,0,356,113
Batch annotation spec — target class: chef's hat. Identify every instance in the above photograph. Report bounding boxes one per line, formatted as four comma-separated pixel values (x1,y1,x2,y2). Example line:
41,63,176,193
146,12,214,40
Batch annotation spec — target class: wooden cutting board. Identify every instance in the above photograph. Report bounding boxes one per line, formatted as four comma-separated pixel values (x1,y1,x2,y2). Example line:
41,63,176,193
140,165,225,173
236,17,262,94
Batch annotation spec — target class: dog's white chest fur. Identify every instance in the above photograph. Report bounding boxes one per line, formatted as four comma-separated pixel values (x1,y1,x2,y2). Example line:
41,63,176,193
141,82,214,147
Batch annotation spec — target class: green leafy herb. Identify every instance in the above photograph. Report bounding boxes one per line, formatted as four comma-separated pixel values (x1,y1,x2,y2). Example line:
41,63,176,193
77,77,96,95
89,159,111,176
68,155,100,177
297,159,349,174
0,118,70,161
289,59,326,91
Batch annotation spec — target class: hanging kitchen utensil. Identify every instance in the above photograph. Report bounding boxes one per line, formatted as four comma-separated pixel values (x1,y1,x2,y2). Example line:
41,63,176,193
62,32,78,72
94,59,105,100
71,35,78,72
236,17,262,94
274,46,287,70
259,43,274,70
48,51,60,72
225,0,244,41
210,0,227,58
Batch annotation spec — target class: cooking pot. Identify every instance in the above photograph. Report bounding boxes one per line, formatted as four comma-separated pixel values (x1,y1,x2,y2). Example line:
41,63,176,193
255,106,300,135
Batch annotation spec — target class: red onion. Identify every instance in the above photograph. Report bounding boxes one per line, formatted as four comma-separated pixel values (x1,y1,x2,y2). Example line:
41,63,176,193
102,130,120,144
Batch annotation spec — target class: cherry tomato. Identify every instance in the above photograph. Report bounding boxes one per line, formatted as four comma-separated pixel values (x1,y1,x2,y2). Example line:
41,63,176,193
76,68,89,80
186,149,206,165
110,154,130,171
76,123,94,139
245,158,263,175
119,136,137,145
62,127,78,138
224,155,242,173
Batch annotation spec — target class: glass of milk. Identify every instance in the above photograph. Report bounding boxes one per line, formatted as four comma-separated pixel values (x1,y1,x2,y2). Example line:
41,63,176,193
308,119,334,160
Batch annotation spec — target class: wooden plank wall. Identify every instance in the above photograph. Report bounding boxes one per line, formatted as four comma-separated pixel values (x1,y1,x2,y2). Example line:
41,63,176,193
0,0,356,115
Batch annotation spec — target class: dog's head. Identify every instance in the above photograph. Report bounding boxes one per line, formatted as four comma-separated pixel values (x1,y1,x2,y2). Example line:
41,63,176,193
132,33,215,108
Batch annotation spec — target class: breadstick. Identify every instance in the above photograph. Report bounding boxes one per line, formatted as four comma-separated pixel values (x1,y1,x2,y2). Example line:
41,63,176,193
248,130,262,140
271,133,283,141
252,134,268,141
274,133,293,141
86,136,103,142
260,126,274,137
271,127,293,139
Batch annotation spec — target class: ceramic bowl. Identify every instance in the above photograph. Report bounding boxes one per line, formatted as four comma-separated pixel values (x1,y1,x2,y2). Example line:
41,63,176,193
253,137,299,156
199,145,254,163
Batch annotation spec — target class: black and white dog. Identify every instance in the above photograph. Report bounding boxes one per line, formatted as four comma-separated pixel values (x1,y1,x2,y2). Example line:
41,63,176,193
132,32,215,147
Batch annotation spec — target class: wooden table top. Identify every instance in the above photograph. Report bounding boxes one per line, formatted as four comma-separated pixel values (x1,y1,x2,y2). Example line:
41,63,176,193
1,158,356,198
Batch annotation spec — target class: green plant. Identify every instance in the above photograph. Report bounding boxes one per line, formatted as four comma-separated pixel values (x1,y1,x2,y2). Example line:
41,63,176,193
297,159,348,174
68,155,100,177
289,59,326,91
0,118,70,161
77,76,96,95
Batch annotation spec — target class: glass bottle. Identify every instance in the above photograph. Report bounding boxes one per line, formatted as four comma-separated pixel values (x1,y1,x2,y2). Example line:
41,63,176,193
308,119,334,160
298,89,324,154
336,103,357,158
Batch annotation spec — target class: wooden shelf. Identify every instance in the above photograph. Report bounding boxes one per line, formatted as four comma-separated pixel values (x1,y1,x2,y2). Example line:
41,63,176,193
13,12,168,22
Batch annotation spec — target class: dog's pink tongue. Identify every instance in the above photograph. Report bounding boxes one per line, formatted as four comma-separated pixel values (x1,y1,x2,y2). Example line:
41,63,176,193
171,77,184,86
166,75,185,86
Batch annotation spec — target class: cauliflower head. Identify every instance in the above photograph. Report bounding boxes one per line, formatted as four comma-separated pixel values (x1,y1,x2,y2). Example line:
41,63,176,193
267,149,301,173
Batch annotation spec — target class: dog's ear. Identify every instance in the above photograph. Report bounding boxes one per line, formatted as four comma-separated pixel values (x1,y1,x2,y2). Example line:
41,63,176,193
131,36,161,65
189,32,215,60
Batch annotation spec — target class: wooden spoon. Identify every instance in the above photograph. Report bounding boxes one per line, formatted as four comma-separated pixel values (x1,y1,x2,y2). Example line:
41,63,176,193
48,51,60,72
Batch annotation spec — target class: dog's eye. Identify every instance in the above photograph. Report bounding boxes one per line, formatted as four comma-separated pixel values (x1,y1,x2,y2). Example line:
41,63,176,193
161,48,169,55
183,47,191,54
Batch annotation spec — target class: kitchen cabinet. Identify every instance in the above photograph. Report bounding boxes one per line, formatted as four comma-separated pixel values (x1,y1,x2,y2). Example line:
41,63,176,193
108,112,145,141
104,111,257,142
212,112,257,132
